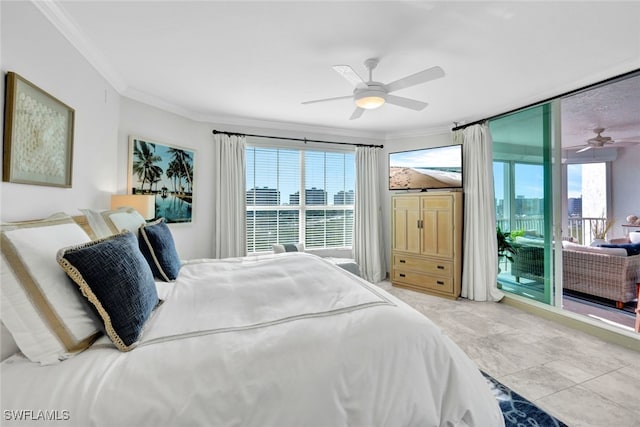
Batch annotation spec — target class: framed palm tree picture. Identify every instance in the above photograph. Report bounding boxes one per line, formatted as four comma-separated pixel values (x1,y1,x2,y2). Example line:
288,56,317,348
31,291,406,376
128,136,195,223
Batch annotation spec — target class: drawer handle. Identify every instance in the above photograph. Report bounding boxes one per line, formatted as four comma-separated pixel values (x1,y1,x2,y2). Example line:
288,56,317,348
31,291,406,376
399,259,406,263
436,281,444,285
399,273,406,278
437,265,445,270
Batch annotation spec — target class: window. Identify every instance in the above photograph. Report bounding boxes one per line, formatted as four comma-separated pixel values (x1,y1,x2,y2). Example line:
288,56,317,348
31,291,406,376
494,161,545,235
566,162,608,244
246,145,354,253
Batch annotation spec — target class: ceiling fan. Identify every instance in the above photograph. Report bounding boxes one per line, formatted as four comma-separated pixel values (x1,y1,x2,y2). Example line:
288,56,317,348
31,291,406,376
575,128,640,153
302,58,444,120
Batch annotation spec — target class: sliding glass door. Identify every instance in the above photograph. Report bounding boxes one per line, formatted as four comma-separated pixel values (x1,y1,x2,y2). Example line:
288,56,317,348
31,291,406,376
488,71,639,332
490,104,556,305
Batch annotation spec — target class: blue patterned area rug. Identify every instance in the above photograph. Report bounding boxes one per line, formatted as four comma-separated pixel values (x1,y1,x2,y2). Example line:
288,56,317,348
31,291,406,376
482,371,568,427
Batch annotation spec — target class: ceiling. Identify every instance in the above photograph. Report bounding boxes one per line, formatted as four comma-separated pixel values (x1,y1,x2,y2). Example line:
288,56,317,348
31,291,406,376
36,1,640,143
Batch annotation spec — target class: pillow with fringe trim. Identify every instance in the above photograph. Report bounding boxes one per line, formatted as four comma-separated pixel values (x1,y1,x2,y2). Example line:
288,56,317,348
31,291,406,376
57,231,159,351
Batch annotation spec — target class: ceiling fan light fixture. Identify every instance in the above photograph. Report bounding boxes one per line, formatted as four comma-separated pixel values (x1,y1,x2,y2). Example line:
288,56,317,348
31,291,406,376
302,59,444,119
355,90,386,109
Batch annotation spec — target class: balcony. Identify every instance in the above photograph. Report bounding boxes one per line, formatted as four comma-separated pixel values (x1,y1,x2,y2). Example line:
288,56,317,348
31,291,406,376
497,216,637,332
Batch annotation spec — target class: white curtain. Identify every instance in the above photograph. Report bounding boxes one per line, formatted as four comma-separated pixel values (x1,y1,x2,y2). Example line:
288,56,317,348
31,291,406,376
455,124,504,301
214,133,246,258
354,146,385,283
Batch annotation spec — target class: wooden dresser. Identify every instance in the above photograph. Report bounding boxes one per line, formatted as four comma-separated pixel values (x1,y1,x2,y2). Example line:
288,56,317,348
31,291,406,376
391,191,463,299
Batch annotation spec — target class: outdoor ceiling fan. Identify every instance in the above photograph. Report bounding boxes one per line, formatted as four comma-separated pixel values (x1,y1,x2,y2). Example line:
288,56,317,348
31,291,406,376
575,128,640,153
576,128,613,153
302,58,444,120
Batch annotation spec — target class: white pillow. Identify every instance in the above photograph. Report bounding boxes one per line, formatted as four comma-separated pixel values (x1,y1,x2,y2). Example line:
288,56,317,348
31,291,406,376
562,240,628,257
79,207,146,239
562,240,580,249
1,214,101,364
272,243,305,254
78,208,113,239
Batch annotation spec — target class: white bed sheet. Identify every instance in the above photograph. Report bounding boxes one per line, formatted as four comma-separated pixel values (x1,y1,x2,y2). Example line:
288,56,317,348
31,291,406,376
1,252,503,427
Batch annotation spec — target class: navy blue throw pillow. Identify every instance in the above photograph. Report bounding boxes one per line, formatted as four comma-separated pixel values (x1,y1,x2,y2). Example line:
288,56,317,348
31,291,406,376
600,242,640,256
138,218,181,281
57,231,159,351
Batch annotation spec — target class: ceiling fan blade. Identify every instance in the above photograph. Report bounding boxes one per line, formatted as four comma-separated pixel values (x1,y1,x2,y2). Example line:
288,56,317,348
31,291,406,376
612,141,640,147
349,107,365,120
385,66,445,93
385,94,428,111
615,136,640,142
576,146,592,153
332,65,366,87
301,95,352,105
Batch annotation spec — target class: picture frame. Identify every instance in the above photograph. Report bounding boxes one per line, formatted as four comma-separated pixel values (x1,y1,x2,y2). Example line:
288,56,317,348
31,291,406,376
3,72,75,187
128,136,195,224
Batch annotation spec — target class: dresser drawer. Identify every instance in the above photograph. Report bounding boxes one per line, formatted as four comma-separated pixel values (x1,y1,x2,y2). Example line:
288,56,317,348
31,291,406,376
393,254,452,276
392,270,454,294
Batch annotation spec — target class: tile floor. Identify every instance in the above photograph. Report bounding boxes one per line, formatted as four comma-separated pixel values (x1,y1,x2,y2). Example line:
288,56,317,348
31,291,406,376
377,281,640,427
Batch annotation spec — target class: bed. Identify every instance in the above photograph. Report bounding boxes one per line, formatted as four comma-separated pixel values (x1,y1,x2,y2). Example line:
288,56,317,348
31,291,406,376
1,211,503,427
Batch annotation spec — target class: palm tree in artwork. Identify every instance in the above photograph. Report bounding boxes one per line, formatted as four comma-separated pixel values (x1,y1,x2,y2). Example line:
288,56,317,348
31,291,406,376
132,140,163,193
167,148,193,195
182,162,194,194
166,159,182,194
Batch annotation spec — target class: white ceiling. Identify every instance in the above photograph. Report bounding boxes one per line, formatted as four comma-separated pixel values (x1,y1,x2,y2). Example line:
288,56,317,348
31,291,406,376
38,1,640,142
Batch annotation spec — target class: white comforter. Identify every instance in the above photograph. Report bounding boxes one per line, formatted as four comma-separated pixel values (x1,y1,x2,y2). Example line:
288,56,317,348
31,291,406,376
1,252,503,427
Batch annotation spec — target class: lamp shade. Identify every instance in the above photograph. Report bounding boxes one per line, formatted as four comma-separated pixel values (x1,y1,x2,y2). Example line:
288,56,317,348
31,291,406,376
110,194,155,220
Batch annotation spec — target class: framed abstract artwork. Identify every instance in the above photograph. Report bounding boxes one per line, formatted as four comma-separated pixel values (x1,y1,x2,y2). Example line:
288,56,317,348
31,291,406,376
3,72,75,187
128,136,195,223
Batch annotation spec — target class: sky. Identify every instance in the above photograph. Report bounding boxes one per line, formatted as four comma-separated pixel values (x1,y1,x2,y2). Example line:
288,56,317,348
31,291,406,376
493,163,582,200
389,145,462,169
566,165,583,199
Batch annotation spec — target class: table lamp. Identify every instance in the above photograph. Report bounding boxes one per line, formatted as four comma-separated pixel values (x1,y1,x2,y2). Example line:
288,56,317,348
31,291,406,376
110,194,155,220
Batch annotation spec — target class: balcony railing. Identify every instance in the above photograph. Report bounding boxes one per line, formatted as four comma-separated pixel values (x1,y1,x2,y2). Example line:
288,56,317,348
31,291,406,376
567,217,611,245
496,217,608,245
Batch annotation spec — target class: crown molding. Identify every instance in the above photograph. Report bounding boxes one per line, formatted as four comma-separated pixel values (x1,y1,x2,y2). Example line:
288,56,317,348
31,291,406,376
123,87,385,143
32,0,446,144
31,0,127,93
384,124,454,140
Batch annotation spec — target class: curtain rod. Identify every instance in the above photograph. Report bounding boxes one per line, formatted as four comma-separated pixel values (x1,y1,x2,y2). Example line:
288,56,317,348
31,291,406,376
212,129,383,149
451,67,640,132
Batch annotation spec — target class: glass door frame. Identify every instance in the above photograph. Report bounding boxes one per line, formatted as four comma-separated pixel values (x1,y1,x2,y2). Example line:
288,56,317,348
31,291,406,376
551,99,563,309
491,102,557,306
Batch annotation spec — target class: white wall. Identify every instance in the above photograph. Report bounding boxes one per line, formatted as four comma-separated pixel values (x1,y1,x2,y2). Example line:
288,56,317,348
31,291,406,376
0,2,119,221
611,145,640,238
381,132,454,273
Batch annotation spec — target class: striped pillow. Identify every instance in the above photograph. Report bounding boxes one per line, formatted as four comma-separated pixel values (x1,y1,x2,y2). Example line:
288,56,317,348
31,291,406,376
139,218,181,281
1,214,101,364
272,243,305,254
